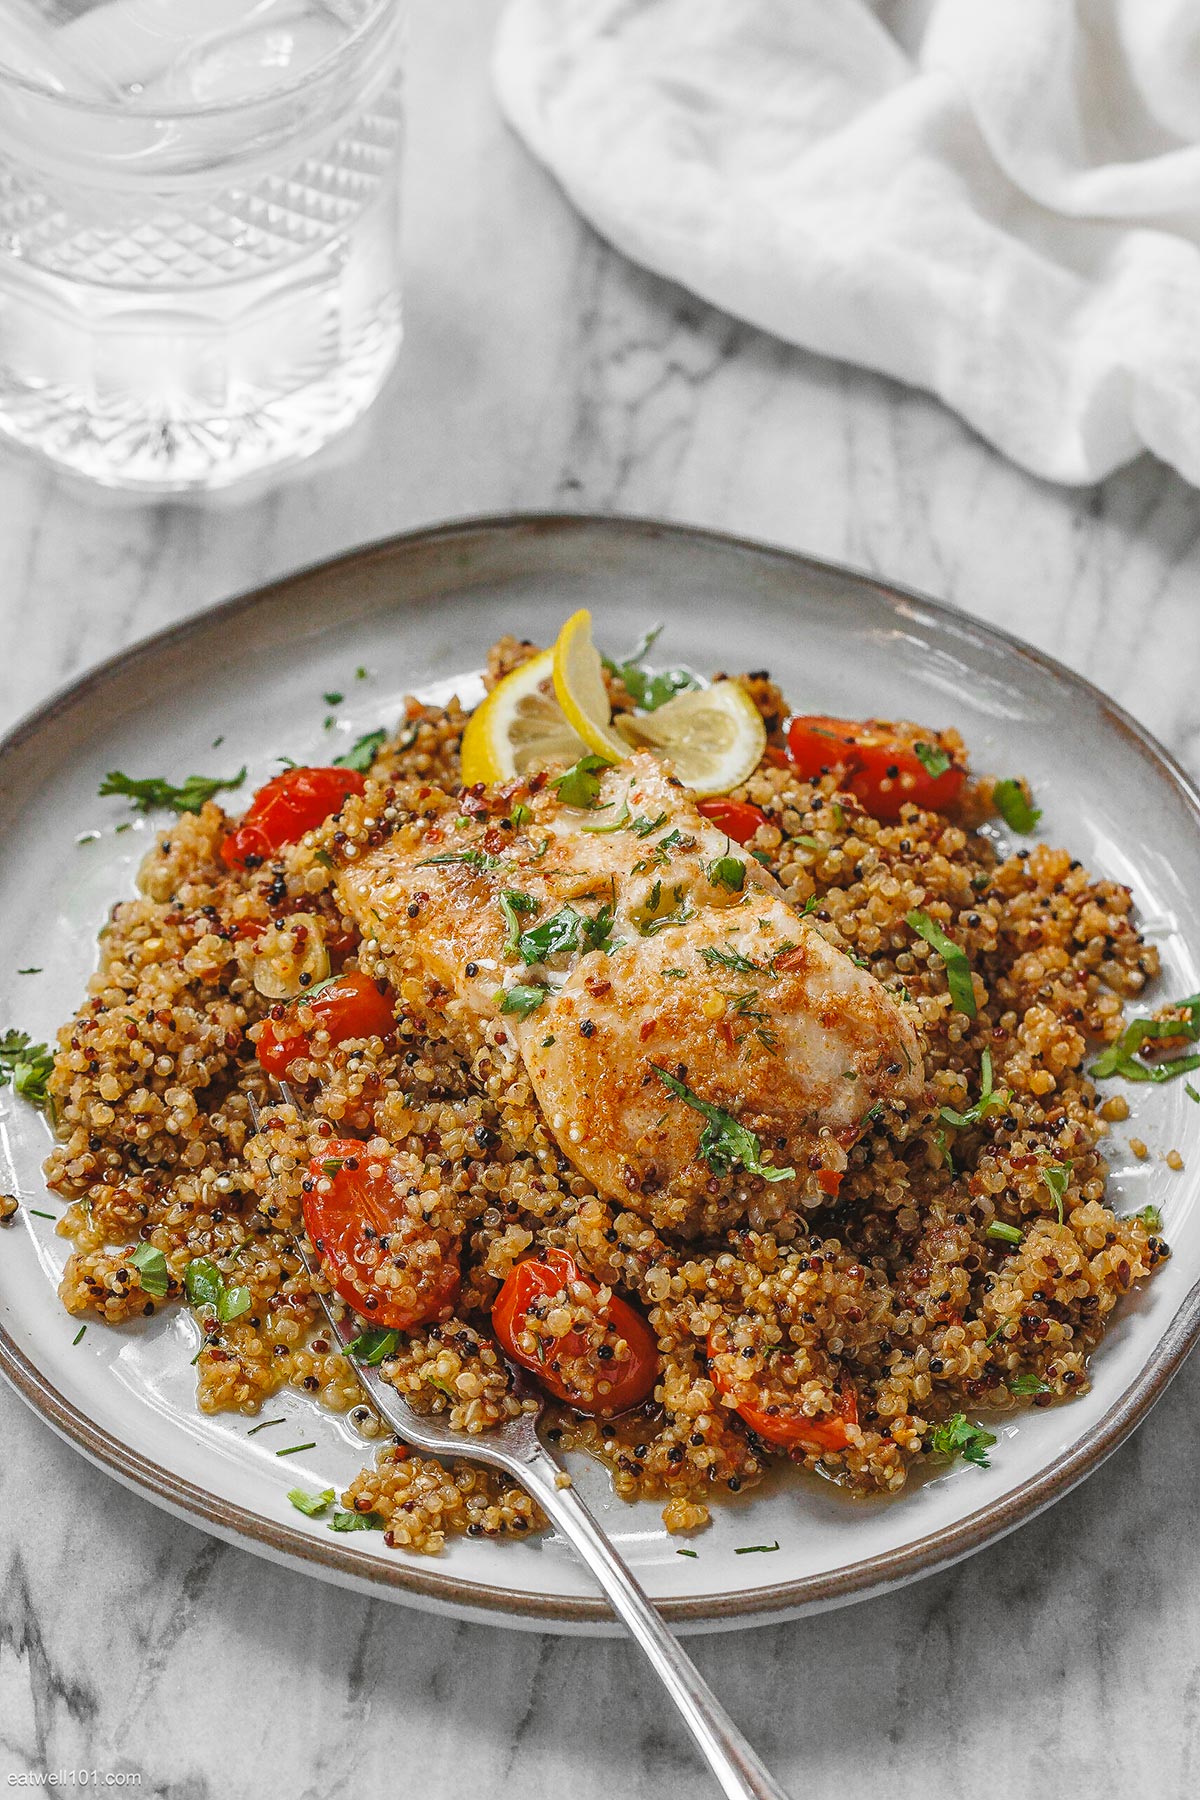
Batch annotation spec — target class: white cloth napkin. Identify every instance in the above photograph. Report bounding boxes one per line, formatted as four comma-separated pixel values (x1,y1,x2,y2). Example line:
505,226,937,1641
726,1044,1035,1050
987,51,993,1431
494,0,1200,488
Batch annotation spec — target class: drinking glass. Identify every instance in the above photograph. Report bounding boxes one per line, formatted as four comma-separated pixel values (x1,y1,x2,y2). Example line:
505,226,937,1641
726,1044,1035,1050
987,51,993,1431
0,0,406,491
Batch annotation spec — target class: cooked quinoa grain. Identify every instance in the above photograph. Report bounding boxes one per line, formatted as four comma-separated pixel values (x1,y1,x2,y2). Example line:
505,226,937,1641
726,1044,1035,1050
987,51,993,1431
41,658,1172,1554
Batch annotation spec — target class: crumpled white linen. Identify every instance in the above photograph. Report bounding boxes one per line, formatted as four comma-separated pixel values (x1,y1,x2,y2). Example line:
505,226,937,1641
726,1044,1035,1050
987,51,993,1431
493,0,1200,487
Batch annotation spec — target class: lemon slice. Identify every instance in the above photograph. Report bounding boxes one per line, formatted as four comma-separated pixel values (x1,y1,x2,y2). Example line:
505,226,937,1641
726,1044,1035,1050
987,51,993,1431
459,648,590,784
551,608,629,763
615,681,767,797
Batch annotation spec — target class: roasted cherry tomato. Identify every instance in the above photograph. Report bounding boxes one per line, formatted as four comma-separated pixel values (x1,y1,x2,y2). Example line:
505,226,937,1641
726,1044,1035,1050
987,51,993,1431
708,1327,859,1451
696,797,768,845
221,766,365,868
492,1246,658,1416
303,1138,460,1330
256,971,396,1077
785,715,964,822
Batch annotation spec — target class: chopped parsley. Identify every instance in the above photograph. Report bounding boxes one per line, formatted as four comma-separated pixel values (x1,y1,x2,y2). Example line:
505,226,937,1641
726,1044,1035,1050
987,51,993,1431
335,728,388,772
183,1256,250,1322
1128,1203,1163,1233
517,903,615,962
1008,1373,1050,1397
129,1242,169,1298
939,1050,1009,1130
0,1029,54,1112
905,909,977,1018
356,666,369,681
499,888,540,954
552,754,612,809
1089,995,1200,1086
913,742,951,780
603,625,699,712
993,778,1042,834
653,1065,794,1182
289,1486,336,1517
329,1509,387,1532
323,691,344,707
98,766,247,815
344,1331,399,1370
928,1414,996,1468
499,984,549,1019
706,854,746,893
734,1541,780,1555
1041,1161,1072,1224
699,946,763,976
986,1221,1023,1246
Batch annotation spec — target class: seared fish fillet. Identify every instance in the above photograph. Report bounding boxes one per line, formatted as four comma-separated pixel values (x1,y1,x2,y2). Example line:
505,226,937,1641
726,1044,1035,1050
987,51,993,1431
335,754,924,1234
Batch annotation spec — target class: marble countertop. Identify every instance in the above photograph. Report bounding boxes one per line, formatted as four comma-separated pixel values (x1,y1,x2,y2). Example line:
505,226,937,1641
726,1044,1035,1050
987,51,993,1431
4,4,1200,1795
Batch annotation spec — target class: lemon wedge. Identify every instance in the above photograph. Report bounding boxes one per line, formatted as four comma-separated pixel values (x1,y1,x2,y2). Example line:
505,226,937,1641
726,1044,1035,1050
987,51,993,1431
615,681,767,797
459,648,590,785
551,608,629,762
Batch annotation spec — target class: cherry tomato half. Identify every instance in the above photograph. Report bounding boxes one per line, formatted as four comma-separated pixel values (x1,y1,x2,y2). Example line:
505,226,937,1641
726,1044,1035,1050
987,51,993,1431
696,797,768,845
785,715,964,822
221,766,365,869
708,1327,859,1452
492,1247,658,1416
256,971,396,1077
303,1138,460,1330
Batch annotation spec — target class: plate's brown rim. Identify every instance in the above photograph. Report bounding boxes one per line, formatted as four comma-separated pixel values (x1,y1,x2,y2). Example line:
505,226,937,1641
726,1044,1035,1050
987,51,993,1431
2,508,1199,1630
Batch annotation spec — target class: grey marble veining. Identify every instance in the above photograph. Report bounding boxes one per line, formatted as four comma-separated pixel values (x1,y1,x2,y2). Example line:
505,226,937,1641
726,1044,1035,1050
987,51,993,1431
3,2,1200,1794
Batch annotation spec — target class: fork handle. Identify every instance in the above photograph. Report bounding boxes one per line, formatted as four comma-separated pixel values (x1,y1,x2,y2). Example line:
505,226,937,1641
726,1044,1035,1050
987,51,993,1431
518,1444,792,1800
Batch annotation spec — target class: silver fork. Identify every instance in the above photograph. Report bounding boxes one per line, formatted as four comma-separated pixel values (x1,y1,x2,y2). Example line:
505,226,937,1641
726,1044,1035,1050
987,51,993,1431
247,1083,791,1800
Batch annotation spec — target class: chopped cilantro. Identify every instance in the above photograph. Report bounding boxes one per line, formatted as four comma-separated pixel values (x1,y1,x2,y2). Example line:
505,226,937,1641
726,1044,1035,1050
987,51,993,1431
1041,1161,1072,1224
323,691,344,707
604,625,699,712
499,888,540,954
345,1327,400,1364
1128,1203,1163,1233
98,766,247,815
905,909,977,1018
1090,995,1200,1085
630,812,669,838
183,1255,249,1321
356,666,369,681
639,899,695,937
129,1242,169,1298
334,729,387,772
417,849,502,872
928,1414,996,1468
1008,1373,1050,1397
329,1509,387,1532
653,1065,794,1182
940,1050,1010,1130
706,855,746,893
499,984,549,1020
913,742,951,779
517,903,615,962
986,1221,1023,1246
552,754,612,809
0,1029,54,1112
993,778,1042,834
289,1486,336,1517
581,798,632,834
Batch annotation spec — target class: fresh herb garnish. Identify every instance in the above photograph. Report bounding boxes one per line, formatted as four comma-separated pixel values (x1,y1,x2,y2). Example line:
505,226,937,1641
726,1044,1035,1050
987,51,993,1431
1089,995,1200,1086
993,778,1042,834
183,1256,250,1322
0,1029,54,1112
1128,1203,1163,1232
639,898,695,937
275,1442,317,1458
289,1486,336,1517
581,798,632,835
630,812,669,838
516,903,615,962
676,1548,698,1558
72,1325,87,1346
928,1414,996,1468
905,909,977,1018
344,1326,401,1364
329,1509,387,1532
1187,1082,1200,1104
1008,1373,1050,1397
940,1050,1009,1130
986,1221,1023,1246
417,849,502,872
28,1209,55,1220
334,729,387,772
699,947,763,976
246,1417,286,1435
604,625,699,712
510,802,532,827
323,691,344,707
356,666,369,681
706,855,746,894
17,968,41,975
99,766,247,815
1041,1161,1071,1224
552,754,612,809
734,1541,780,1555
913,742,952,780
129,1242,169,1298
653,1066,794,1182
499,984,550,1020
499,888,540,954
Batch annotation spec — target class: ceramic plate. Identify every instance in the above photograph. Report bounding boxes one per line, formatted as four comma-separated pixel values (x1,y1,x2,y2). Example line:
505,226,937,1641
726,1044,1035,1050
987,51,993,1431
3,515,1199,1636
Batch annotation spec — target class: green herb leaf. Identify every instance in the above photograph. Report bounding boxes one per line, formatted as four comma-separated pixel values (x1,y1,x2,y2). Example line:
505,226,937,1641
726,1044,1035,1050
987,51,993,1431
98,766,247,815
1008,1373,1050,1397
993,778,1042,834
639,898,695,937
0,1029,54,1112
499,984,549,1019
604,626,700,712
913,742,952,780
653,1065,794,1183
510,802,532,827
706,855,746,893
1128,1203,1163,1233
928,1413,996,1468
580,798,632,835
905,909,977,1018
939,1050,1010,1130
1041,1161,1072,1224
552,754,612,809
345,1327,400,1364
986,1221,1023,1246
289,1486,336,1517
329,1509,388,1532
323,691,344,708
416,849,502,872
1089,994,1200,1085
220,1284,251,1324
498,888,540,954
334,729,387,772
183,1257,223,1311
630,812,669,838
129,1242,169,1298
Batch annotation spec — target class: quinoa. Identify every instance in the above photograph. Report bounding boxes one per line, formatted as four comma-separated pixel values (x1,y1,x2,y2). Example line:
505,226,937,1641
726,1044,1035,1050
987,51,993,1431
41,660,1171,1554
